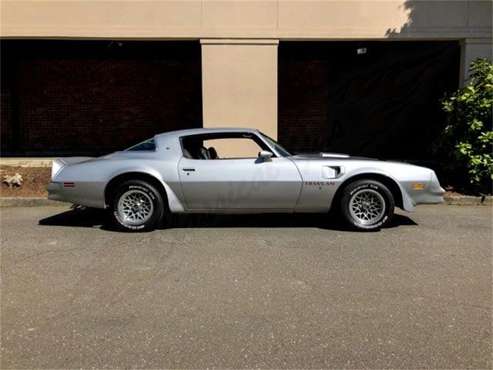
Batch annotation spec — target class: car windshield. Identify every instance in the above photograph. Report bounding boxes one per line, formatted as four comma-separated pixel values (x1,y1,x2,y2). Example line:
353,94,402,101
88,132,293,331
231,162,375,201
259,132,291,157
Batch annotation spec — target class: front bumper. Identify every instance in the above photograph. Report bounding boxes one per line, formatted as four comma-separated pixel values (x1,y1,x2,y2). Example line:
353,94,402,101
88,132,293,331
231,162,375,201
412,186,445,205
403,172,445,209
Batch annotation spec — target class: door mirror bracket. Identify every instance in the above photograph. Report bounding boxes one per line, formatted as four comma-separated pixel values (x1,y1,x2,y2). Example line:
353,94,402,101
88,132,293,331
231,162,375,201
258,150,273,162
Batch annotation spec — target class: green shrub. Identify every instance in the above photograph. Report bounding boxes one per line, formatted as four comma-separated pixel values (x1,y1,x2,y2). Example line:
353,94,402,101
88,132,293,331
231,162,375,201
440,58,493,194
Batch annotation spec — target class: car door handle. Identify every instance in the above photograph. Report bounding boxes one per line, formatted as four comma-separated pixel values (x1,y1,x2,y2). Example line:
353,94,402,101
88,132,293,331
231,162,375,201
182,168,195,172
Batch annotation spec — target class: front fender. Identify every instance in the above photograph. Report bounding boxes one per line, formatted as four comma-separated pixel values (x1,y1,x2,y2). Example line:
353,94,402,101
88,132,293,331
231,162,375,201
339,167,416,212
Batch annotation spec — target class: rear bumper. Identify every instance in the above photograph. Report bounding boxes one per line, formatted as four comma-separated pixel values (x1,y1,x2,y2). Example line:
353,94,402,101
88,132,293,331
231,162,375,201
47,181,106,208
47,182,68,203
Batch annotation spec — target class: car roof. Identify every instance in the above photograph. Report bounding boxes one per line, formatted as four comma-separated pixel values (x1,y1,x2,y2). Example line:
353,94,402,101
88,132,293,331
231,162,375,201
155,127,260,139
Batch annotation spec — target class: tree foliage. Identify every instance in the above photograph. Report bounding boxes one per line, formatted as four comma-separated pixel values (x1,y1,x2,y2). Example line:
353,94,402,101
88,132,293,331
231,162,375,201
440,58,493,193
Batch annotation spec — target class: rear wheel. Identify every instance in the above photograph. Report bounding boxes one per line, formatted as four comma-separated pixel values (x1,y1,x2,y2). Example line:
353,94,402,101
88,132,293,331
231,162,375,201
340,179,394,231
110,180,164,231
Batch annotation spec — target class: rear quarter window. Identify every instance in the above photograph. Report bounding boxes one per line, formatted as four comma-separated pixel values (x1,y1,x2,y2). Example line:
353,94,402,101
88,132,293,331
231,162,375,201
126,138,156,151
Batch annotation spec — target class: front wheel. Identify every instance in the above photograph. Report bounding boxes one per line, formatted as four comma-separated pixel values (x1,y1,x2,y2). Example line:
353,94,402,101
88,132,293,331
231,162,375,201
340,179,394,231
110,180,165,231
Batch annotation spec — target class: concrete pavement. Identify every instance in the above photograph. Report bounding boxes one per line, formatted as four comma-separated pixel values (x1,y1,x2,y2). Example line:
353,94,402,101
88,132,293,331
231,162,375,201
1,205,491,369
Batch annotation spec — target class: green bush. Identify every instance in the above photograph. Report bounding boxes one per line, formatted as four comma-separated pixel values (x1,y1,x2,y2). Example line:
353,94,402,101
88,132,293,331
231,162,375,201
440,58,493,194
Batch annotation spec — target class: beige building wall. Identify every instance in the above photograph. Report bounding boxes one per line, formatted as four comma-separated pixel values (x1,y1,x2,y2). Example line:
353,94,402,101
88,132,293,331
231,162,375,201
2,0,491,40
1,0,491,140
201,39,278,143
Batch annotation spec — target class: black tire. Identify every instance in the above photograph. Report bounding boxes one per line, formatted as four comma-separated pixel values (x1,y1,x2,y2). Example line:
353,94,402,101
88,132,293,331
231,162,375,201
110,180,165,232
340,179,394,231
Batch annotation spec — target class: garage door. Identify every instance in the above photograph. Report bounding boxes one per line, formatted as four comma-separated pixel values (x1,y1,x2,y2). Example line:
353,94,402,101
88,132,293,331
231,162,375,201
1,40,202,156
278,41,461,161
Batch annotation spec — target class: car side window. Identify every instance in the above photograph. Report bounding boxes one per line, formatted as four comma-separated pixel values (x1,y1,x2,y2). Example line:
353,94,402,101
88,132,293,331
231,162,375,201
181,133,271,160
203,138,264,159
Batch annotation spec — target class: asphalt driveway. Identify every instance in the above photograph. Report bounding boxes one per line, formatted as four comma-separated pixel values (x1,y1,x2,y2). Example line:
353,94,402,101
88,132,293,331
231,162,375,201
1,205,491,369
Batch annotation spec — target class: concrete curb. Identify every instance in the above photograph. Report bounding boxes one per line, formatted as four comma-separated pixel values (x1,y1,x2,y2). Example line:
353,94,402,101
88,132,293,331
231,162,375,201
0,197,62,207
443,195,492,206
0,196,491,208
0,158,53,167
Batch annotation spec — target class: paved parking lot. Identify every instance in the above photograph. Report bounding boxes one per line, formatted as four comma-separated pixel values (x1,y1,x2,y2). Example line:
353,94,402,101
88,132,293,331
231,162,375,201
1,205,491,369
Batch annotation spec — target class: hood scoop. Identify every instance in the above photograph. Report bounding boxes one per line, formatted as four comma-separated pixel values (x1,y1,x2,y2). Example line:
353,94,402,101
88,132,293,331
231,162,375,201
321,152,350,158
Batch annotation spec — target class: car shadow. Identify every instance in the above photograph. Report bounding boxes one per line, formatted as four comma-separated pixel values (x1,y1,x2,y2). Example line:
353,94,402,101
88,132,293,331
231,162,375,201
39,207,417,232
39,207,111,228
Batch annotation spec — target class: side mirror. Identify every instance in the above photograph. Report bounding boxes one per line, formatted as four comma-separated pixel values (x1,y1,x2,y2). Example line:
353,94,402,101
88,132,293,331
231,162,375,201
258,150,273,161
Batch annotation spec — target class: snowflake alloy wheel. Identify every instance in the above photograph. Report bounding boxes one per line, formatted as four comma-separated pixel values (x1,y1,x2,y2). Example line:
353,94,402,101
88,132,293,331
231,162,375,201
348,188,386,225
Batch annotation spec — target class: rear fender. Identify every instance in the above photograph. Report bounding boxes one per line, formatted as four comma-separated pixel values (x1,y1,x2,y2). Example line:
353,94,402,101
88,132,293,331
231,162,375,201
107,167,185,213
51,157,93,179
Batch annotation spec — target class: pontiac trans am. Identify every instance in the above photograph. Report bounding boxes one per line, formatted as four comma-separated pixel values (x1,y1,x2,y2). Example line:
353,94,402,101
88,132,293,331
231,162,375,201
48,128,445,231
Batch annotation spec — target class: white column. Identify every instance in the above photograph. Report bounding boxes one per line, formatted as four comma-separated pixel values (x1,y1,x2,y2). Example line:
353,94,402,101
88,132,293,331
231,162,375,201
460,38,492,85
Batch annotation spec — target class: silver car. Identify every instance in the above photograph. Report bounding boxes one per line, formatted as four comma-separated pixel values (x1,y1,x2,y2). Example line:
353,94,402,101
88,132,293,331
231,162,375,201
48,128,445,231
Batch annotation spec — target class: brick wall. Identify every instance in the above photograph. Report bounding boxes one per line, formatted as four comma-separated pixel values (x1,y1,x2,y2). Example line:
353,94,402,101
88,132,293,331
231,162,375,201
1,40,202,156
278,41,460,160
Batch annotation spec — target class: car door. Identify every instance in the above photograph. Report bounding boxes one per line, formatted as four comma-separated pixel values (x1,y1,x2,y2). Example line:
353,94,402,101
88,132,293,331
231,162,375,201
179,156,302,210
178,134,302,210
